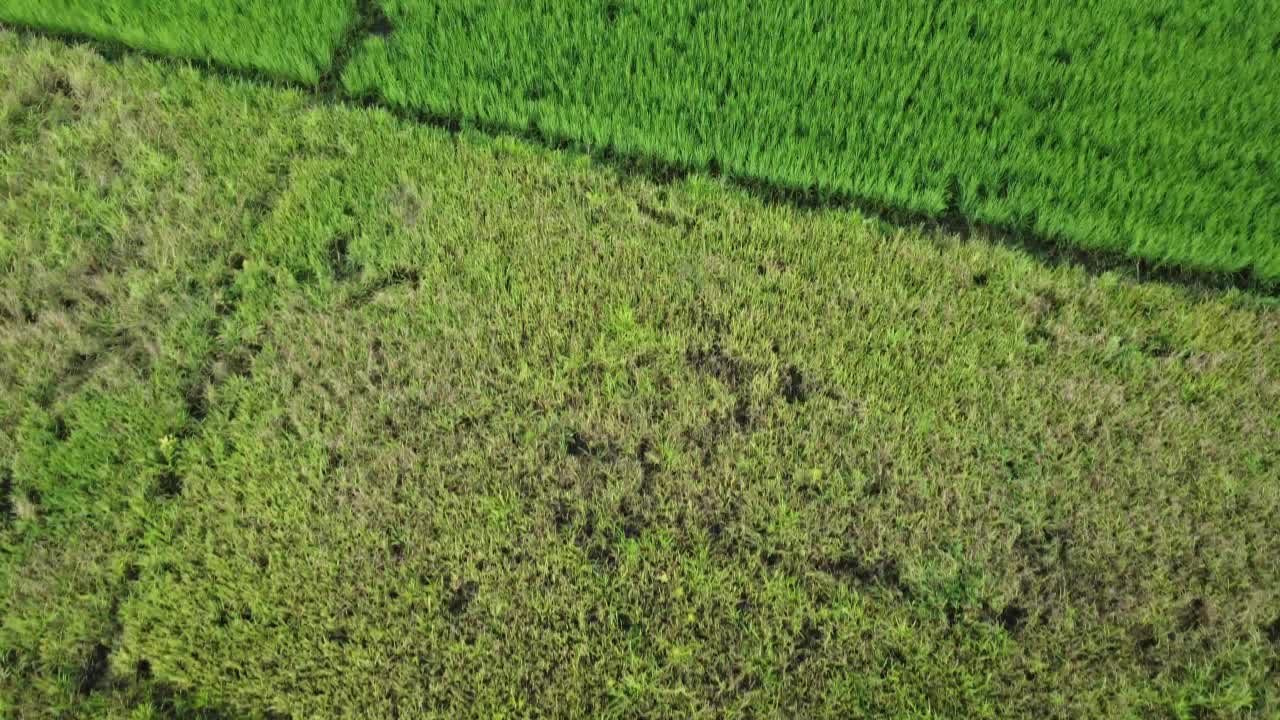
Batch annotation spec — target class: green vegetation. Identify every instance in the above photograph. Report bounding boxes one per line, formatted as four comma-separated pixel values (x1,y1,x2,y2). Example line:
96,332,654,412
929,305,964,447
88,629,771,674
343,0,1280,281
3,31,1279,718
5,1,1278,281
0,0,355,82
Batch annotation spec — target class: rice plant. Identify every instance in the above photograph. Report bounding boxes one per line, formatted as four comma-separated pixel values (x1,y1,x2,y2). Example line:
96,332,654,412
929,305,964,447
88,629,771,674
344,0,1280,281
0,0,357,82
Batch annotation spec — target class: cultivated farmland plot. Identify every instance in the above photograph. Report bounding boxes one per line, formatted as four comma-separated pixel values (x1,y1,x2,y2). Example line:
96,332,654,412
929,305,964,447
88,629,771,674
1,3,1279,718
0,0,357,82
342,0,1280,282
2,1,1276,281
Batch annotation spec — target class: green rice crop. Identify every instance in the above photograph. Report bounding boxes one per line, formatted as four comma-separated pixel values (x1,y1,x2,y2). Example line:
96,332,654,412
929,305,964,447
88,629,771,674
4,31,1280,718
344,0,1280,282
6,0,1276,281
0,0,356,82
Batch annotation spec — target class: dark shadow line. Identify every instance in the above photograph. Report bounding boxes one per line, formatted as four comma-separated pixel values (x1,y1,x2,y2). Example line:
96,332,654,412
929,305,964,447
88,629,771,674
3,21,1276,300
1,21,299,87
318,0,393,95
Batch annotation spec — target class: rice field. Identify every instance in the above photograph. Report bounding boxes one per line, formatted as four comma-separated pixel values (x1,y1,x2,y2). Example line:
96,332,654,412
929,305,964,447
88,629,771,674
1,4,1279,719
342,0,1280,281
0,0,355,82
2,1,1277,279
3,31,1279,718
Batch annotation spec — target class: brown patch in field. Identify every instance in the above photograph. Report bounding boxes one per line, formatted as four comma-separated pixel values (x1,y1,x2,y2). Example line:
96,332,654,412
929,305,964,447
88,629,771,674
390,183,426,229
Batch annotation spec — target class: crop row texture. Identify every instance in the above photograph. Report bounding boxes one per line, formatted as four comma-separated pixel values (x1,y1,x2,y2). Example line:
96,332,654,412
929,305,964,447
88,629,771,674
0,0,355,82
3,0,1277,280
